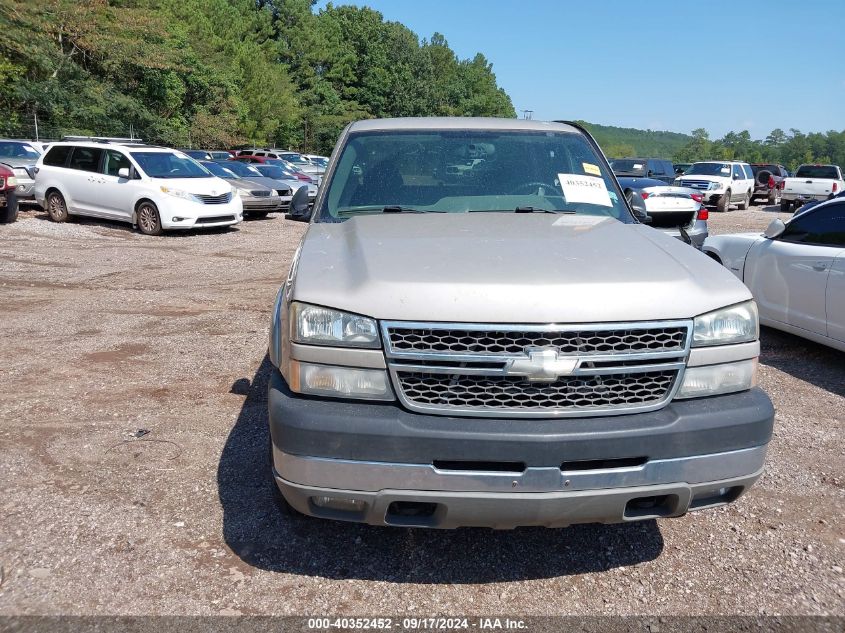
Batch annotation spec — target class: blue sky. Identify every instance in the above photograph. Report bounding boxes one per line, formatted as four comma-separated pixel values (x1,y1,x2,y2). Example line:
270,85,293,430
315,0,844,139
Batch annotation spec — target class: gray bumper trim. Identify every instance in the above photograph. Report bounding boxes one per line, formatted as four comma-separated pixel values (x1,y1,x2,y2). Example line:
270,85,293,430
274,445,767,494
274,469,764,529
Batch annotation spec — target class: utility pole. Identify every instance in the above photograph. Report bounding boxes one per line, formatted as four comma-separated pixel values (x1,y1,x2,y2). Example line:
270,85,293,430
34,108,39,141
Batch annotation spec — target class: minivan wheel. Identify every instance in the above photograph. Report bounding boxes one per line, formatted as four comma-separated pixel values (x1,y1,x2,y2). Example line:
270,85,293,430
717,191,731,212
136,202,163,236
738,192,750,210
46,191,69,223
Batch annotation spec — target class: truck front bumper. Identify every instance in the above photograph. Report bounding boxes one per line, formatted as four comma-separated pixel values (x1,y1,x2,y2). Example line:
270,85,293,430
269,370,773,528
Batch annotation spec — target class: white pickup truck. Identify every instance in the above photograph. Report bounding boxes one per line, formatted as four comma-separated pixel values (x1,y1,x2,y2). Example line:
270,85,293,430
781,164,844,212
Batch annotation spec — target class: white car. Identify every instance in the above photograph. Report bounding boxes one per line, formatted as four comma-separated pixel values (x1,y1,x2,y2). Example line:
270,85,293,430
703,197,845,351
34,141,243,235
674,161,755,213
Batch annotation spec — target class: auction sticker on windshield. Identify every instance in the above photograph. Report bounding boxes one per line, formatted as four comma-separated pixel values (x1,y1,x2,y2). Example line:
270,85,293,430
558,173,612,206
582,162,601,176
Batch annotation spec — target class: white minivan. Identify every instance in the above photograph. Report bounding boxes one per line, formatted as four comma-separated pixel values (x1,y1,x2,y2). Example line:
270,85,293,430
34,141,243,235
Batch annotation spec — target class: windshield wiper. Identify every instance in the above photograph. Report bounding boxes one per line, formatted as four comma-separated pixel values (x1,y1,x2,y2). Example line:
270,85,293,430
514,206,577,214
382,205,422,213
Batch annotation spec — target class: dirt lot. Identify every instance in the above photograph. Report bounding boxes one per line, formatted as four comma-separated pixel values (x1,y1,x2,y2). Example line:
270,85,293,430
0,204,842,616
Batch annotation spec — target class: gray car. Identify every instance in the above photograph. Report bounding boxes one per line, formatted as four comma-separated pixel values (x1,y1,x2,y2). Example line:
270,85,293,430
200,161,285,215
268,117,773,529
208,160,293,210
252,164,317,205
0,139,41,202
617,176,708,249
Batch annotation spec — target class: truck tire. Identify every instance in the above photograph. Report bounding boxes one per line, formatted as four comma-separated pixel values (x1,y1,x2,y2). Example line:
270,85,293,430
46,191,69,223
717,191,731,212
738,192,750,210
768,188,780,205
780,200,791,213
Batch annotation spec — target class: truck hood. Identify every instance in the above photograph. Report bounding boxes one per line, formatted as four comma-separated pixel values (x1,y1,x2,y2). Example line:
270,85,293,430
292,213,750,323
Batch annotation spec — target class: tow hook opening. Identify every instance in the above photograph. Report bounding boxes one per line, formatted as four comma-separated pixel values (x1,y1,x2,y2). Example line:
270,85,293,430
624,494,681,519
689,485,744,510
385,501,441,527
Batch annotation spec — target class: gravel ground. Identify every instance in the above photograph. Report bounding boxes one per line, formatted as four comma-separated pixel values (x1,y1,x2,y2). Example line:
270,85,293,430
0,203,842,616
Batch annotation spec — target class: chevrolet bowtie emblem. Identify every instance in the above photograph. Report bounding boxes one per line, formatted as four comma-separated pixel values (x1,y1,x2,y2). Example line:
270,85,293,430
505,348,578,382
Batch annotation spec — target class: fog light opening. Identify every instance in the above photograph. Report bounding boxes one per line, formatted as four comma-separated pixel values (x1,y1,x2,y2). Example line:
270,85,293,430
309,496,366,513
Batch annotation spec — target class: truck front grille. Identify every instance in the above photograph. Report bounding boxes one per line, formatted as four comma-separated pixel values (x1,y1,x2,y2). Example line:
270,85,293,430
678,180,712,190
382,320,692,418
388,326,687,356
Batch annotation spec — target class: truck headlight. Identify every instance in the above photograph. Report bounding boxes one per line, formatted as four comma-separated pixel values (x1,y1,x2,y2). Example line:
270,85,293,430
708,182,722,191
693,301,758,347
676,359,757,399
289,361,394,400
291,302,380,348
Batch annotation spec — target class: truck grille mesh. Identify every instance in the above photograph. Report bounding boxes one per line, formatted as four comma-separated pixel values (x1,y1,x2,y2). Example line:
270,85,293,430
397,370,677,411
383,321,691,418
388,326,687,356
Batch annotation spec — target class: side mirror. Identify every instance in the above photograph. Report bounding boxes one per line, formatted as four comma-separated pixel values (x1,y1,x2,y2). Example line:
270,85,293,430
764,218,786,239
117,167,130,179
627,192,652,224
286,185,312,222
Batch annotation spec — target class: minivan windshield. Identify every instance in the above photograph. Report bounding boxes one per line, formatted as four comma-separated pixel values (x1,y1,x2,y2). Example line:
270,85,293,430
317,129,631,222
131,151,211,179
684,162,731,176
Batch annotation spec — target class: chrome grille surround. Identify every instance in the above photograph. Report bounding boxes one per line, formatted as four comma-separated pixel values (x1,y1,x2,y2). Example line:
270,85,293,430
382,320,692,418
194,192,233,205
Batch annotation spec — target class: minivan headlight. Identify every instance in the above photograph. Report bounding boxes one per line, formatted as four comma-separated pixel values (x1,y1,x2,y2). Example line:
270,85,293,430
708,182,722,190
693,301,758,347
290,302,380,348
160,186,192,200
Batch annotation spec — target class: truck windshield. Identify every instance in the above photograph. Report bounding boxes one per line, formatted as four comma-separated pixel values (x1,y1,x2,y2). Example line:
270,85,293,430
610,159,648,176
795,165,839,179
317,129,631,221
685,162,731,176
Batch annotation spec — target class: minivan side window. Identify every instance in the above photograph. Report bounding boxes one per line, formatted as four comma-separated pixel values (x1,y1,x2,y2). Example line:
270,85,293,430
68,147,104,172
742,164,753,179
43,145,73,167
780,202,845,247
732,164,743,180
102,150,131,177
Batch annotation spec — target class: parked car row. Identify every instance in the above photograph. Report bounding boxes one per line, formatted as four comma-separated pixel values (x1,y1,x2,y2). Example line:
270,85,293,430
613,156,843,214
0,136,327,233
